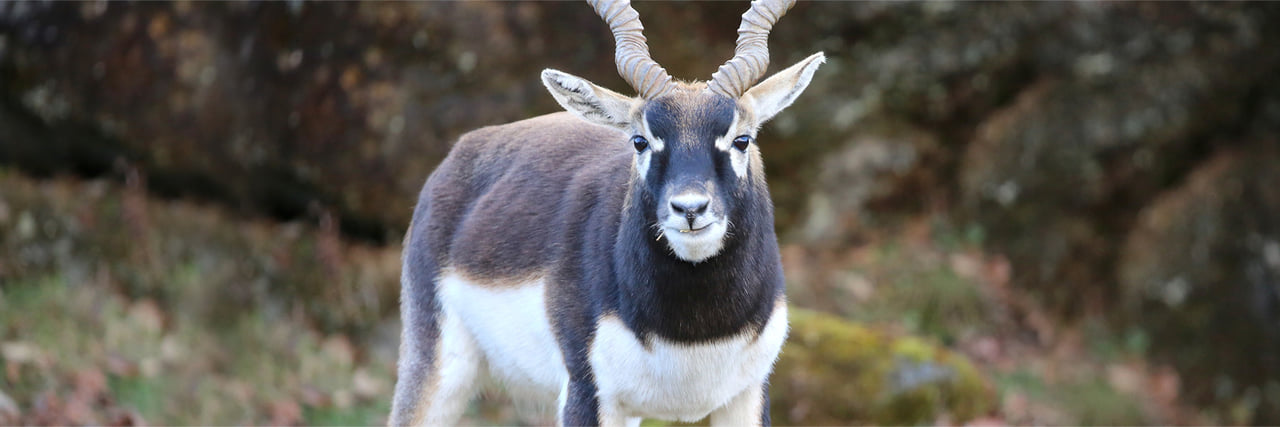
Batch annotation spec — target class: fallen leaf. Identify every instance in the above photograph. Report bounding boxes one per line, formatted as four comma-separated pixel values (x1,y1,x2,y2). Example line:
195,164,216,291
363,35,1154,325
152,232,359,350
1149,365,1181,405
63,394,95,425
268,399,303,426
159,335,185,363
300,385,330,408
139,357,161,378
1,341,42,364
74,368,108,400
965,416,1008,426
106,354,138,377
836,271,875,302
950,252,985,281
333,389,354,409
127,299,165,333
108,408,148,427
321,335,355,366
352,367,386,399
1106,363,1143,395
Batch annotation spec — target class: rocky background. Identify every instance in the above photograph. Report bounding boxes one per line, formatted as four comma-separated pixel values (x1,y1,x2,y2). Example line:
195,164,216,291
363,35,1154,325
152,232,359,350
2,1,1278,425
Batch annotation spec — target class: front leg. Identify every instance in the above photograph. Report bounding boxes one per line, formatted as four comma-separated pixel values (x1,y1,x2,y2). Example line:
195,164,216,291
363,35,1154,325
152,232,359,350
559,379,599,427
709,381,770,427
560,378,639,427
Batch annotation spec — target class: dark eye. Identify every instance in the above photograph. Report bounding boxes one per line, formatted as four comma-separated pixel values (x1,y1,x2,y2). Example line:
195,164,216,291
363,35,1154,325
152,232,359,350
631,135,649,153
732,135,752,152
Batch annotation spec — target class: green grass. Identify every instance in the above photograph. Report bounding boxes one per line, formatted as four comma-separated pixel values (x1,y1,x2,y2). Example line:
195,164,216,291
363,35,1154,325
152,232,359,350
1083,319,1150,362
305,400,392,426
933,221,987,251
995,368,1148,425
995,369,1050,400
109,376,167,417
0,272,395,425
1,173,406,424
1064,378,1148,425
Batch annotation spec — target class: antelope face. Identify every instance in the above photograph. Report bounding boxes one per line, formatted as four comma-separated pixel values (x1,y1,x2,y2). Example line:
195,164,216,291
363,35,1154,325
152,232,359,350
634,91,745,263
540,0,825,263
544,53,824,263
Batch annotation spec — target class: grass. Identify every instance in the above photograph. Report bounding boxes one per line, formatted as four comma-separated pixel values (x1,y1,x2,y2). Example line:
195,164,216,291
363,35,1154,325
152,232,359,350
0,172,407,424
0,272,397,425
1083,319,1150,362
108,376,166,418
306,402,393,426
995,368,1148,425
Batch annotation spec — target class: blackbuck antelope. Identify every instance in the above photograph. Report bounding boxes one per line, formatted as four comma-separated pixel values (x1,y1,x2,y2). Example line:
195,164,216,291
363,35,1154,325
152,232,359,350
390,0,824,425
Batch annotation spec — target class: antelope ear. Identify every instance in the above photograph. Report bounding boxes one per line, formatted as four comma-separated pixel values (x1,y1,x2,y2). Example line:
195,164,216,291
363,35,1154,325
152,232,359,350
742,52,826,123
542,69,637,132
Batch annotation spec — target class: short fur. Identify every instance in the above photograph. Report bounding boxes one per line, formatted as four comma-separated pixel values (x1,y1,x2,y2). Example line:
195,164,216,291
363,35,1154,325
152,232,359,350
392,53,824,426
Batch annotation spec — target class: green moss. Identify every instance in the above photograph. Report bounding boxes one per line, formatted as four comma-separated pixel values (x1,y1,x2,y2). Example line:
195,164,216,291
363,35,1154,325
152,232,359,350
772,308,994,425
108,376,167,418
891,336,935,363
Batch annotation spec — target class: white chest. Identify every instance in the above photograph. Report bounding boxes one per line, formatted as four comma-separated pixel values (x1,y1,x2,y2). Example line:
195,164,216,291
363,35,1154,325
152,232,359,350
589,302,788,422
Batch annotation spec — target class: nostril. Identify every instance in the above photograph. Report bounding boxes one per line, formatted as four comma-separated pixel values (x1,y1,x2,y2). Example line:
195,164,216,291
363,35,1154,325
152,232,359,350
690,200,708,215
670,195,710,218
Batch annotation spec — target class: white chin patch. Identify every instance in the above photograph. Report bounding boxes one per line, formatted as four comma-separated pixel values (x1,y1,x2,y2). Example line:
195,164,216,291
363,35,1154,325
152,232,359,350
664,221,728,263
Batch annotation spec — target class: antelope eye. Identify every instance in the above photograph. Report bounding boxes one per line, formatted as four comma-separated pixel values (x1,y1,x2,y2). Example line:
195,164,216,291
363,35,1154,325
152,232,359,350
631,135,649,153
732,135,752,152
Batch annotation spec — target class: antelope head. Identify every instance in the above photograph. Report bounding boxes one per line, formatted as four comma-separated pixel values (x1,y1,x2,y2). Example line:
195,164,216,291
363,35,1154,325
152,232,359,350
542,0,824,263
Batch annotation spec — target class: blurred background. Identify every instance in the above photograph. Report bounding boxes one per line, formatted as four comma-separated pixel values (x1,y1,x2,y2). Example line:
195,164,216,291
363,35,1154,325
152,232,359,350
1,1,1278,425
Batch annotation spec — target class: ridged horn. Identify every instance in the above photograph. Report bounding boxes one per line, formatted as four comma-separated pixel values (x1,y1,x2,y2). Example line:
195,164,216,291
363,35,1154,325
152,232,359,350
707,0,796,99
588,0,675,99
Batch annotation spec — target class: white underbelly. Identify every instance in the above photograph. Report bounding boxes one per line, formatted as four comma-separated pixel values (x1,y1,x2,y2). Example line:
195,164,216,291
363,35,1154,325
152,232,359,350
437,270,567,407
590,302,789,422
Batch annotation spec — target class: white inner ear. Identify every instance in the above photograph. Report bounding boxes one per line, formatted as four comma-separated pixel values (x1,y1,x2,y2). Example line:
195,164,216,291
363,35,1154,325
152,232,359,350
742,52,826,124
541,69,636,131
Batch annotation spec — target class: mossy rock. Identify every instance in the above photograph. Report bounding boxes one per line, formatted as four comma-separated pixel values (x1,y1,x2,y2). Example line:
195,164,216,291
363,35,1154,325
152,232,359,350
772,308,993,425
